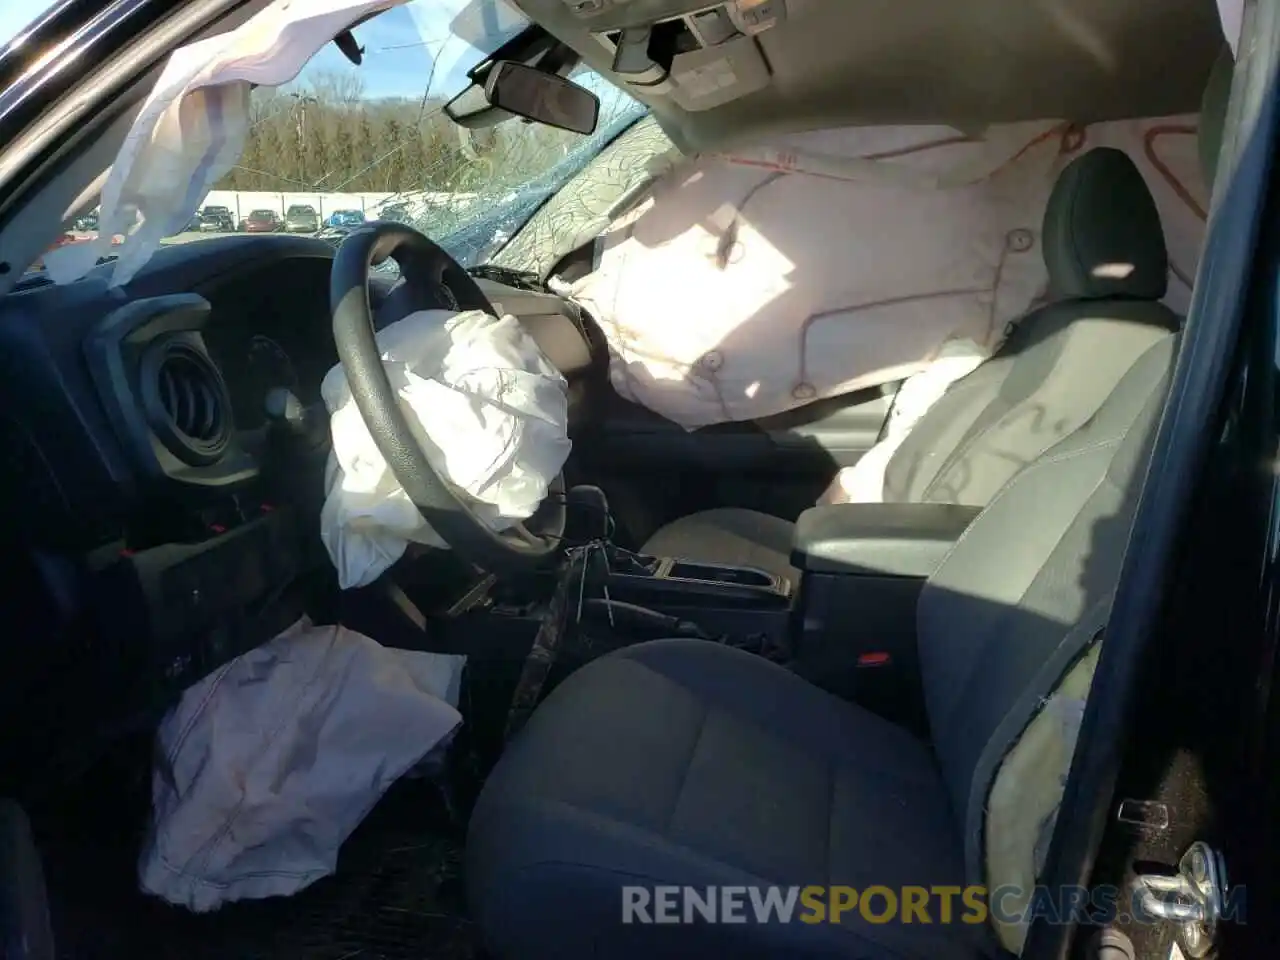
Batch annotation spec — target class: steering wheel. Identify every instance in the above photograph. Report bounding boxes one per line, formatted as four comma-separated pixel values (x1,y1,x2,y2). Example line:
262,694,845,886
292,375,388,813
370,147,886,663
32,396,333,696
330,220,565,575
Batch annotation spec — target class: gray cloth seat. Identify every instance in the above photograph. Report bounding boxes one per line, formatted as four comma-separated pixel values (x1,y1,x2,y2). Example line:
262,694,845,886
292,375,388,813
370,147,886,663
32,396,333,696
642,147,1181,582
469,640,973,959
643,506,797,579
467,335,1178,959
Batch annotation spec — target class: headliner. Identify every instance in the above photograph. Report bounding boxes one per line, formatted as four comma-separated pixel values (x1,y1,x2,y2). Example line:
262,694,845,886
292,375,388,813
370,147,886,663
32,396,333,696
512,0,1225,151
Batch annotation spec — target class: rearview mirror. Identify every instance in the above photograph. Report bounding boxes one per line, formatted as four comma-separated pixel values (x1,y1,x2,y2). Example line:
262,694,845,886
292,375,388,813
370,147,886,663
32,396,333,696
483,61,599,135
444,83,513,128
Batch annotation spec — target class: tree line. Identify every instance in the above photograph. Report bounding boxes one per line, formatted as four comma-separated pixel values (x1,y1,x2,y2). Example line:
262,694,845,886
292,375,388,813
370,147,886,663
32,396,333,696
217,72,605,196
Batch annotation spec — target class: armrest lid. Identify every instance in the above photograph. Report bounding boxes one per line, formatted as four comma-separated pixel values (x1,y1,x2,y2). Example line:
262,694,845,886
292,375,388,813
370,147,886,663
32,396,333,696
791,502,982,578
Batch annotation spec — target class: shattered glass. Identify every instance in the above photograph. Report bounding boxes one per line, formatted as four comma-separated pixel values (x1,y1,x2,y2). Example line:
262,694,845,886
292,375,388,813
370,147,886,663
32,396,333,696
487,115,677,276
309,105,664,278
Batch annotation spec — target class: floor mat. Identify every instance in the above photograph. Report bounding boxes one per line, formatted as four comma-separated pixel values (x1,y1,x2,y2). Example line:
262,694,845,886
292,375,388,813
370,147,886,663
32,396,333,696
42,779,483,960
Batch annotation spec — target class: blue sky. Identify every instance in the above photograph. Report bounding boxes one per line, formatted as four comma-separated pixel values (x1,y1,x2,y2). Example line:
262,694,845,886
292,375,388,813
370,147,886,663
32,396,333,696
289,0,634,107
1,0,634,113
0,1,54,51
1,0,630,104
0,2,483,86
0,0,517,98
292,0,528,100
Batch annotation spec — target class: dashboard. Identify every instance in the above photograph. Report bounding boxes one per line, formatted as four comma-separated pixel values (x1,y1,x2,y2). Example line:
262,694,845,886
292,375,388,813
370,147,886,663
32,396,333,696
201,256,336,431
0,234,603,548
0,233,605,699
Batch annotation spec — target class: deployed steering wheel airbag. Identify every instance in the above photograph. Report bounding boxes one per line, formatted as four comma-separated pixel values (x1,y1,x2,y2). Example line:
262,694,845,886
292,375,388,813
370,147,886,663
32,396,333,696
321,307,571,588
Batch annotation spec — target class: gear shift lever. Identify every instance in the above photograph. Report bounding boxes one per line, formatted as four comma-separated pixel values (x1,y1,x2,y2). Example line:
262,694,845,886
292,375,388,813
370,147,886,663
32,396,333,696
563,485,611,543
563,485,656,575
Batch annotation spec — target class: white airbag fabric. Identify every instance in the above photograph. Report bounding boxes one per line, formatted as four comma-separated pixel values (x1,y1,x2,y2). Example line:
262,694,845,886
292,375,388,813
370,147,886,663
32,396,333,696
567,117,1206,429
819,339,987,505
1218,0,1243,54
139,616,465,912
46,0,407,287
320,308,571,589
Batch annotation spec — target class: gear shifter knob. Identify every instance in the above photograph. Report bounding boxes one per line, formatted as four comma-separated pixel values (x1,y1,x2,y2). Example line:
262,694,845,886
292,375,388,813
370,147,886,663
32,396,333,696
564,484,611,543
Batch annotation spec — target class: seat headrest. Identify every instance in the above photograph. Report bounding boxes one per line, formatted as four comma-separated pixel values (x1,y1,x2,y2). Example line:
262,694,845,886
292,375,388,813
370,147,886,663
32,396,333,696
1199,47,1234,192
1042,148,1167,301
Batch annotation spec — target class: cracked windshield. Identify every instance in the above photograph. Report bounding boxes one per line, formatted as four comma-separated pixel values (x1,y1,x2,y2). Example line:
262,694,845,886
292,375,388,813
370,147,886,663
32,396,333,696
67,0,663,273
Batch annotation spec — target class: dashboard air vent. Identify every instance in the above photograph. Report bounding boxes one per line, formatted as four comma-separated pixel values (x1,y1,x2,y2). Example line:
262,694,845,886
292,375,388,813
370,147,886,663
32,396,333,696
141,339,232,466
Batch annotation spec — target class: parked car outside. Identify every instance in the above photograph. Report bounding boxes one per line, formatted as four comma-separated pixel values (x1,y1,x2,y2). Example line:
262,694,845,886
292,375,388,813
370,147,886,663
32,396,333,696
72,212,98,232
239,209,282,233
199,205,234,231
325,209,365,228
284,204,319,233
376,201,413,223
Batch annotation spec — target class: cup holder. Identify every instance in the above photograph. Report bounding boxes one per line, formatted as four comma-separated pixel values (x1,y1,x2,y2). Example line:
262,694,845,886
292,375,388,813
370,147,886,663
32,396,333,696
605,555,792,611
663,560,776,588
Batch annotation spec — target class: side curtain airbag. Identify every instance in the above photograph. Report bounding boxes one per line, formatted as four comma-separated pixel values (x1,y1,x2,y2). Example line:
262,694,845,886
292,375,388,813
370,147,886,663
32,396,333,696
567,119,1205,430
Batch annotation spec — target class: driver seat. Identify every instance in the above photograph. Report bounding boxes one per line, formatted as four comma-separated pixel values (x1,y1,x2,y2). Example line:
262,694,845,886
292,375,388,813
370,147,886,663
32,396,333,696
641,146,1180,581
466,333,1176,958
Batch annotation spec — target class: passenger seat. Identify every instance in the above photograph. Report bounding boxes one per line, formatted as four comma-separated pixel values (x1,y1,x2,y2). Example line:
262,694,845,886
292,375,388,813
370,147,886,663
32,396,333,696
643,147,1181,580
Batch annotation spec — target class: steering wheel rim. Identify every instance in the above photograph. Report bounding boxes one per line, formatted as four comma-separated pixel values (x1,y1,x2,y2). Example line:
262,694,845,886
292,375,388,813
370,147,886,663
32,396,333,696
330,220,565,575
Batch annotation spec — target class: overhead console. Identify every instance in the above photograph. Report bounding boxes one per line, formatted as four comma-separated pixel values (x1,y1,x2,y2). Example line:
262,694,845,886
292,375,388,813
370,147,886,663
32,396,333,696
558,0,785,110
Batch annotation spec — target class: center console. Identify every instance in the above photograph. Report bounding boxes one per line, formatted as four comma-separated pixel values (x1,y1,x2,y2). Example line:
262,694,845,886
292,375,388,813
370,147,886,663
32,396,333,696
602,553,790,606
431,488,983,735
567,497,985,686
557,485,794,646
594,550,793,651
592,499,983,730
787,501,981,724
